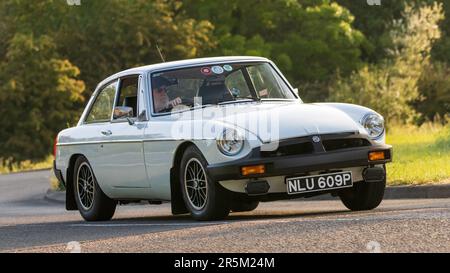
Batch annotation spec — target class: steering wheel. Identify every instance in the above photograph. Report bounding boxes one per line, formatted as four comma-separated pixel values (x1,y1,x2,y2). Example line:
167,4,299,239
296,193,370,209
158,98,195,113
181,98,195,106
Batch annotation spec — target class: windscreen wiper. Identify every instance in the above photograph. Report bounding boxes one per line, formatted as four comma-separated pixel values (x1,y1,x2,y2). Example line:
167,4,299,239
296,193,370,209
217,99,257,105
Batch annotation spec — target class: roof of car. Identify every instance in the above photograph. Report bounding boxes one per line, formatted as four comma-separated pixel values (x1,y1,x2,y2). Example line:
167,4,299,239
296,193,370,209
96,56,269,89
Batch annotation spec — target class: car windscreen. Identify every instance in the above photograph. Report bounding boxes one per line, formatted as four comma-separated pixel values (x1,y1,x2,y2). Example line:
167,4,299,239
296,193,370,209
150,62,296,114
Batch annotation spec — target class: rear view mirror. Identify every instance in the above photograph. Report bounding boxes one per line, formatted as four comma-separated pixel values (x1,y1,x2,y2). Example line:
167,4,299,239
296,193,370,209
113,106,133,120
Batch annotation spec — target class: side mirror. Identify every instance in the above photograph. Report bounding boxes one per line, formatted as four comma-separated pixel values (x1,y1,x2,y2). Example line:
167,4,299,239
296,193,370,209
113,106,133,120
293,88,299,96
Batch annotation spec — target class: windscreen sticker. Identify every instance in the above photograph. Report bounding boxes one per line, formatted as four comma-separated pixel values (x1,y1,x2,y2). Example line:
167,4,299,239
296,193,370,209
223,65,233,72
200,67,212,75
211,66,224,74
259,89,268,97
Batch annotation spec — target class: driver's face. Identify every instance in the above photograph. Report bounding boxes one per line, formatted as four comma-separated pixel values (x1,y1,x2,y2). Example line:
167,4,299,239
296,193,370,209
152,86,169,112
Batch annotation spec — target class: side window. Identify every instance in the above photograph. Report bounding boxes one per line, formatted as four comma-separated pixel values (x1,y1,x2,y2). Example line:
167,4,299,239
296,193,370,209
115,76,138,118
85,82,117,123
225,69,251,98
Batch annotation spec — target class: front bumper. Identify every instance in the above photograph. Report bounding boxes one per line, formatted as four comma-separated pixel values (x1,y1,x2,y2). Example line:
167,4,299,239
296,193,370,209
207,143,392,182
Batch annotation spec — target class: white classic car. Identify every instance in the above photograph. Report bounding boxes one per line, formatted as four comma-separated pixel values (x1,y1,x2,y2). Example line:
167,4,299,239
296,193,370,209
54,56,392,221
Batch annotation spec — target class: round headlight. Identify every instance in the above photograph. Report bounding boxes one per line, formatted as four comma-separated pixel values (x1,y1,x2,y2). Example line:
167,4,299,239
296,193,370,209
361,113,384,139
217,129,244,156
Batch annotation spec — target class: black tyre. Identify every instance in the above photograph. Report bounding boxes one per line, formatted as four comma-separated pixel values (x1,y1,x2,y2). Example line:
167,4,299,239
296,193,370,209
180,146,230,221
73,156,117,221
339,178,386,211
231,200,259,212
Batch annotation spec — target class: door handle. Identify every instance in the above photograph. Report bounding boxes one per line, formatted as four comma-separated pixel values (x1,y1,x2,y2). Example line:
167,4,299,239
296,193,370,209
101,130,112,136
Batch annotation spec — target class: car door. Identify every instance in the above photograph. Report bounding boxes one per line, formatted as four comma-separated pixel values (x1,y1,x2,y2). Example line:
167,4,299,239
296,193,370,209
99,75,149,191
80,80,120,194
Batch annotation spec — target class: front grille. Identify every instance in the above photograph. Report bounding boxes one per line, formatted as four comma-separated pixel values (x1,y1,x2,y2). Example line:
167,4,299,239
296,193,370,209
322,138,371,151
261,142,314,157
260,135,372,157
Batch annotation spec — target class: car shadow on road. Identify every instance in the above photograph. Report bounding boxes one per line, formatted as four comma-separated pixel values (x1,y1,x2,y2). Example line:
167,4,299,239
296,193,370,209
112,208,351,223
1,207,392,252
0,217,212,252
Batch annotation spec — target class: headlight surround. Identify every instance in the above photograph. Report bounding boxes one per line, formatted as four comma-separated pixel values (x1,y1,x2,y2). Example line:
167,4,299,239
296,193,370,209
217,129,244,156
361,113,384,139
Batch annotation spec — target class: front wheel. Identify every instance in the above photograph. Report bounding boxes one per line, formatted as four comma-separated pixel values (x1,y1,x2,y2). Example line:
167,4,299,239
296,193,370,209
180,146,230,221
73,156,117,221
339,178,386,211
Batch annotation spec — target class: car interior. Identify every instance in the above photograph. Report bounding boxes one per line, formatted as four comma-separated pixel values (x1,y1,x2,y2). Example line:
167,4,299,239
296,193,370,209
123,96,137,116
197,80,234,104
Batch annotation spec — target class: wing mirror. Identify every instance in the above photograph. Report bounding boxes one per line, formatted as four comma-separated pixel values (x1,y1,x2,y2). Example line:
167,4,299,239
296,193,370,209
293,88,299,96
113,106,135,125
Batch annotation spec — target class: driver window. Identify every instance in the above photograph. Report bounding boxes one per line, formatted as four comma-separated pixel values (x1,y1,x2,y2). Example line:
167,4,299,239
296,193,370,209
115,76,138,119
151,75,196,113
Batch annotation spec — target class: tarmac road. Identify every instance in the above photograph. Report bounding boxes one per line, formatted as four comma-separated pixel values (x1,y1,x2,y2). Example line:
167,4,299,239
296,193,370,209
0,170,449,253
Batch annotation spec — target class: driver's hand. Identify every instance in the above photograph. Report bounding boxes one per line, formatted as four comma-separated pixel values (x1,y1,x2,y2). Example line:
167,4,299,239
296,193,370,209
169,97,182,108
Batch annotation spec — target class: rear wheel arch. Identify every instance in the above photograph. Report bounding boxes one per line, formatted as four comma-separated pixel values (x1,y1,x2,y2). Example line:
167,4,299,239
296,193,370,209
72,155,117,221
65,153,84,210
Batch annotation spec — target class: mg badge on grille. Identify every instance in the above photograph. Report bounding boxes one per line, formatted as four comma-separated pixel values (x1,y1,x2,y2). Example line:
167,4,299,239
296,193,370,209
312,136,321,143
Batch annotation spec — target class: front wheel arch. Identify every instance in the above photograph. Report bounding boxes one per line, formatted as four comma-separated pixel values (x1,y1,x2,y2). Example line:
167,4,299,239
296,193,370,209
170,142,197,215
179,145,230,220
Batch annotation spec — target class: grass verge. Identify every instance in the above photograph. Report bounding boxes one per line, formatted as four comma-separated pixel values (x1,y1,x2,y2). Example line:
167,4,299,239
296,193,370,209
386,123,450,185
50,175,65,191
0,155,53,174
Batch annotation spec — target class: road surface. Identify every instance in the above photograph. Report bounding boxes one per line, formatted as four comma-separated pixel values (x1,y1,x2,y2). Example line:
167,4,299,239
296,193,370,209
0,170,449,253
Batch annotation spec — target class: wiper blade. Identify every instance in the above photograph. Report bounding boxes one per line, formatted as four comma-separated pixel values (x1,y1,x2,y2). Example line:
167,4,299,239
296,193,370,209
217,99,256,105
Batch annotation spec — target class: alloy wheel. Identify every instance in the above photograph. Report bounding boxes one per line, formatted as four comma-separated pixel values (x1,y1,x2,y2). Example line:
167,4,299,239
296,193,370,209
76,162,95,210
184,158,208,210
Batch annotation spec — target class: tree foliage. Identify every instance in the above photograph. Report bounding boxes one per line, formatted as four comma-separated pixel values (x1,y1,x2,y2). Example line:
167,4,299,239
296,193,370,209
1,0,450,163
0,0,214,94
0,33,85,163
182,0,366,86
0,0,214,163
415,62,450,123
335,0,406,63
330,3,444,123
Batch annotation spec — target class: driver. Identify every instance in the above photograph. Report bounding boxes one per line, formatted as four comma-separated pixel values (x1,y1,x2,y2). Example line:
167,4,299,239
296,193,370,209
152,76,182,113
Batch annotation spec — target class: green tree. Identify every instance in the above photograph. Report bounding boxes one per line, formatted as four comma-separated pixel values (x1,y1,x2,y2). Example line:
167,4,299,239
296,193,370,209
55,0,214,94
328,0,450,122
0,0,215,95
330,3,444,123
0,34,85,163
182,0,366,94
336,0,406,63
428,0,450,63
0,0,215,164
415,62,450,123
